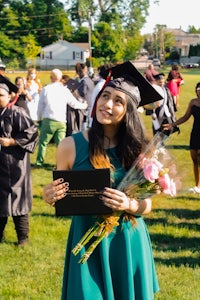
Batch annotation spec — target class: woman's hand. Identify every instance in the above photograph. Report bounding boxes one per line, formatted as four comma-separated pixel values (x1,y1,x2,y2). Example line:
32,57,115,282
0,137,16,147
162,123,173,131
100,187,152,215
43,178,69,206
100,187,130,211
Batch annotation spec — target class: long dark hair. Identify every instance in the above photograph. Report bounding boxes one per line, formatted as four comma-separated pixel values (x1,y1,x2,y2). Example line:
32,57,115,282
88,94,149,171
195,82,200,95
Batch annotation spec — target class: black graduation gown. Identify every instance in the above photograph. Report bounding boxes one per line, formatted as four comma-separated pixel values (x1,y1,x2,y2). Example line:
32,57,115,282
0,105,38,217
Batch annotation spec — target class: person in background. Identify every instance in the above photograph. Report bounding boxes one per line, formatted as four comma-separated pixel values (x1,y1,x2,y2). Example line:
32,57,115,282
43,61,161,300
167,64,184,109
75,63,94,130
144,63,158,84
163,82,200,194
35,69,88,167
143,63,159,116
14,76,32,115
62,74,83,136
26,67,43,122
0,75,38,246
0,63,7,77
0,63,16,102
88,66,94,79
148,73,179,136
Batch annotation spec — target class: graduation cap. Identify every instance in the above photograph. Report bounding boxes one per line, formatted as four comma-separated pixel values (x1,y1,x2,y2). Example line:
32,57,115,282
99,61,163,107
0,74,18,94
0,63,6,70
153,73,165,80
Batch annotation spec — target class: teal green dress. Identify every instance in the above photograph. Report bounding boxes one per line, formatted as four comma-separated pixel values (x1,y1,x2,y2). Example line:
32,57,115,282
61,132,159,300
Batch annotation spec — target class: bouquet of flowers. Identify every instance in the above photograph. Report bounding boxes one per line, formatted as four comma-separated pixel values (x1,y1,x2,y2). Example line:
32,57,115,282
72,132,178,263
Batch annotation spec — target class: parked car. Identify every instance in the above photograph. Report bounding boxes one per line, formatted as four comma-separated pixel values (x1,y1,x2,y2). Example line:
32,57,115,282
152,58,161,67
182,63,199,69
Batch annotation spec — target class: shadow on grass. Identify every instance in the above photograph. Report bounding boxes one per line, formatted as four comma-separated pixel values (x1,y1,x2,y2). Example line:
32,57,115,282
146,217,200,231
147,208,200,220
176,194,200,201
151,233,199,252
165,144,190,150
146,207,200,267
31,211,71,221
31,163,55,171
154,256,199,267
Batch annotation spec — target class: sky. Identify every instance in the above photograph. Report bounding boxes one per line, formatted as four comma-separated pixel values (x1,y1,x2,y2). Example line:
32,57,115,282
141,0,199,34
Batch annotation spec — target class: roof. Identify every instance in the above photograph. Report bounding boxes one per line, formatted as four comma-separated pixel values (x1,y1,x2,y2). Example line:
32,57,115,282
73,43,90,52
42,40,86,52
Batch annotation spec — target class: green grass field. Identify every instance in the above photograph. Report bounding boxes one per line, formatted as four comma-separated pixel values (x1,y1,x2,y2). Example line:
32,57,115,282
0,69,200,299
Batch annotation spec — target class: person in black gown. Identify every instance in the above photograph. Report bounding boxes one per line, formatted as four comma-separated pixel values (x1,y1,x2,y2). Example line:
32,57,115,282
163,82,200,194
0,75,38,245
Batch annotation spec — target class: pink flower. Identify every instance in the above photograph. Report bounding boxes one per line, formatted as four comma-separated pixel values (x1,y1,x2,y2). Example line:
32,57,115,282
143,159,163,183
158,173,171,190
158,174,176,196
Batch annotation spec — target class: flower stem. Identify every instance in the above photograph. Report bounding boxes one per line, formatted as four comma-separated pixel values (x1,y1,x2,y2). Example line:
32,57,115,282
72,222,100,255
79,228,107,264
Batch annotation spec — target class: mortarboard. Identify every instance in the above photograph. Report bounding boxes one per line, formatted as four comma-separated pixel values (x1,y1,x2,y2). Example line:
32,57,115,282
100,61,163,107
0,63,6,70
0,74,18,94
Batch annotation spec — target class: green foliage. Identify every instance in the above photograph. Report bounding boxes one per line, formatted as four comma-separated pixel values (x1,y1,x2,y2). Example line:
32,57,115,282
124,33,144,61
188,25,200,33
189,44,200,57
0,70,200,299
0,0,149,65
21,34,41,60
92,22,125,62
169,48,180,60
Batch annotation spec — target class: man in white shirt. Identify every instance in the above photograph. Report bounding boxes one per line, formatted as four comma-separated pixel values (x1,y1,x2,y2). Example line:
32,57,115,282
36,69,87,167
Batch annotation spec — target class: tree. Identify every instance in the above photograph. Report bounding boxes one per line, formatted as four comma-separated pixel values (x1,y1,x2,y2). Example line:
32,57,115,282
21,34,41,64
188,26,200,34
92,22,124,62
124,33,144,61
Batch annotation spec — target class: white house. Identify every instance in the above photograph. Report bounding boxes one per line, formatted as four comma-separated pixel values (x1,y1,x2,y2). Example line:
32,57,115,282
36,40,90,69
166,28,200,57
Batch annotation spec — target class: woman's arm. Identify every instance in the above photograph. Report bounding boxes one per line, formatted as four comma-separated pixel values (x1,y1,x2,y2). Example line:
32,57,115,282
163,99,193,131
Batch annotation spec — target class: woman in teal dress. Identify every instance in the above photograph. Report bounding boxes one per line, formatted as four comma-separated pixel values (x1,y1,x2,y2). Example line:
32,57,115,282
43,62,160,299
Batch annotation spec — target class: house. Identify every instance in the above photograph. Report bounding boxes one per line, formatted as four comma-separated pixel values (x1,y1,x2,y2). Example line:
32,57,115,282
36,40,90,70
166,28,200,59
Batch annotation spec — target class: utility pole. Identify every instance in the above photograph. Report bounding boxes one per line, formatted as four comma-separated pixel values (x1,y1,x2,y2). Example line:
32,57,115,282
88,11,92,68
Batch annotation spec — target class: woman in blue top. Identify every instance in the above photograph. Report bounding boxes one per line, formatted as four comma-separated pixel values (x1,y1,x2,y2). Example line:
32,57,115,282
43,62,160,300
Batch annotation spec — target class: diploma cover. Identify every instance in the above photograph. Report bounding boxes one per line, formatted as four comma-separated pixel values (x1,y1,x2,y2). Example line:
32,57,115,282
53,168,112,216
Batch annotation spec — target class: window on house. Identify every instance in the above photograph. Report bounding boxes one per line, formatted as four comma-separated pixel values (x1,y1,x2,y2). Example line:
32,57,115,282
72,51,82,60
45,51,53,59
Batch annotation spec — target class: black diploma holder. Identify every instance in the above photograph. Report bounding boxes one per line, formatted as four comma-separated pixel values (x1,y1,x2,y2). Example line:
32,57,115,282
53,168,112,216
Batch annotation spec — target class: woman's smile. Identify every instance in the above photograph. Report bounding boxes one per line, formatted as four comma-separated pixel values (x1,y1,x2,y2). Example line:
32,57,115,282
99,108,113,117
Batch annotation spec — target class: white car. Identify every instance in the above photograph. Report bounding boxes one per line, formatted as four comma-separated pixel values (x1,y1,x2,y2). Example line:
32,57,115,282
152,58,161,67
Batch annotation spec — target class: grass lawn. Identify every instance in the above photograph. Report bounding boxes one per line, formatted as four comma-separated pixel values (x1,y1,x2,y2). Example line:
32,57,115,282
0,68,199,299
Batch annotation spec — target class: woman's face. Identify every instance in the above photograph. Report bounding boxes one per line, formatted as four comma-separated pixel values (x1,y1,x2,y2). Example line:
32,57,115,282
29,69,36,80
96,86,127,126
